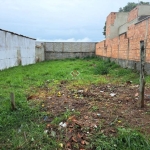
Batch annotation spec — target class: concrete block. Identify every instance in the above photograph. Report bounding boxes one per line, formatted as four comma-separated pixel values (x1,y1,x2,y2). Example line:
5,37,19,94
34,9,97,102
64,43,72,52
54,42,63,52
70,43,81,52
81,43,90,52
45,42,54,51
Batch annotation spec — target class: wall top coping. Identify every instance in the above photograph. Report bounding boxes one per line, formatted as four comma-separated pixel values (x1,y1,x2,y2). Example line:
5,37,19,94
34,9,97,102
0,28,36,40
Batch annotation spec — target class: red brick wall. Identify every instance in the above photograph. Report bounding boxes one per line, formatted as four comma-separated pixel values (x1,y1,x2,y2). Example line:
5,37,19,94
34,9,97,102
96,41,105,56
127,7,138,22
106,12,116,38
111,37,119,59
127,20,147,61
127,24,135,38
96,18,150,63
119,34,128,60
106,44,112,57
146,20,150,63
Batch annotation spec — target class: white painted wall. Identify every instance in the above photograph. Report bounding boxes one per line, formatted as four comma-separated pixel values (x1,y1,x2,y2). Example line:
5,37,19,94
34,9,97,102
0,30,35,70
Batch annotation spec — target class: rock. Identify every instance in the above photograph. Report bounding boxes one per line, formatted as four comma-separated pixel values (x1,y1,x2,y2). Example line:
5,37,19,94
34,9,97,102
78,90,84,93
110,93,116,97
59,122,67,128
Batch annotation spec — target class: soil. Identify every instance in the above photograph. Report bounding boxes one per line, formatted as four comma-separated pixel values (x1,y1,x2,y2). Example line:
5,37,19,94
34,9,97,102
28,82,150,150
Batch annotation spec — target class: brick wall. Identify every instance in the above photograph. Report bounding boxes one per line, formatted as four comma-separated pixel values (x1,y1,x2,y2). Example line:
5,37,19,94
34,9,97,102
127,7,138,22
96,41,105,56
111,37,119,59
106,12,116,38
146,20,150,63
106,40,112,57
96,18,150,64
119,34,128,60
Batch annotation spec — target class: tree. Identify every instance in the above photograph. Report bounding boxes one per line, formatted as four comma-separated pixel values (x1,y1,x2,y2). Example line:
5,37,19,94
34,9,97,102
119,2,137,12
102,1,150,37
102,22,106,37
139,1,149,5
119,1,150,12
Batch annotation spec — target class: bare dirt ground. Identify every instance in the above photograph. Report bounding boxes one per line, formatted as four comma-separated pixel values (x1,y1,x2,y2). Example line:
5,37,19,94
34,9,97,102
28,82,150,150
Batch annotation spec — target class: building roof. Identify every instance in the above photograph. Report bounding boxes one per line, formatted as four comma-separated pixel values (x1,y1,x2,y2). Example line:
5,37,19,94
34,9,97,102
0,28,36,40
136,16,150,24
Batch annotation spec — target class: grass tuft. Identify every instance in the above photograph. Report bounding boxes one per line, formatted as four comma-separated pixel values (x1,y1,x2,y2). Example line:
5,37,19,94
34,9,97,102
90,128,150,150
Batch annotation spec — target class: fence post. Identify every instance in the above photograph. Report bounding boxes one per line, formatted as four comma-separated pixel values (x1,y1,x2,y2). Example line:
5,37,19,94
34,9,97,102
10,92,17,110
139,40,145,108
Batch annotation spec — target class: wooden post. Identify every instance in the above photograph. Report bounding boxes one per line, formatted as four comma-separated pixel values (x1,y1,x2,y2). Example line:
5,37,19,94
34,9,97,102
10,92,17,110
139,41,145,108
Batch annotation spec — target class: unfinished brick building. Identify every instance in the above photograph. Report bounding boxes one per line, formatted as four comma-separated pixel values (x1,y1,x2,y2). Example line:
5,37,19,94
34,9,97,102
96,5,150,74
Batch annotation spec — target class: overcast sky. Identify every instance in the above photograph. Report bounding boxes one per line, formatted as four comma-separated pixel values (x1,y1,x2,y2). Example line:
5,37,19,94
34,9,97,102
0,0,144,42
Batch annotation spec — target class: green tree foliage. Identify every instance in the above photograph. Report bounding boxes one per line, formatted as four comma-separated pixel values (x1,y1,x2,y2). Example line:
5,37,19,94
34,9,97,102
119,1,150,12
102,22,106,37
103,1,150,37
119,2,137,12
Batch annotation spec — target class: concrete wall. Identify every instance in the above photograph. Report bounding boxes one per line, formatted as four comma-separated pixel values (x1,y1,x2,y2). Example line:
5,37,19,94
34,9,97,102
35,42,45,62
119,19,138,35
138,5,150,16
0,29,36,70
43,42,96,60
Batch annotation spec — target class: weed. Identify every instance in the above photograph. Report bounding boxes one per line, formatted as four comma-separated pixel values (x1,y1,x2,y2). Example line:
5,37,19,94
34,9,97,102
90,128,150,150
94,62,109,75
91,106,99,111
94,60,120,75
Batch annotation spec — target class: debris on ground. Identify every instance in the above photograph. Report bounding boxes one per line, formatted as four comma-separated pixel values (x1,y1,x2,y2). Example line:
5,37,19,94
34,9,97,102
29,83,150,149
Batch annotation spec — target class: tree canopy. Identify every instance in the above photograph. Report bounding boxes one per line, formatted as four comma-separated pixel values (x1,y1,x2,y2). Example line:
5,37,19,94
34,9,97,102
119,1,150,12
102,22,106,38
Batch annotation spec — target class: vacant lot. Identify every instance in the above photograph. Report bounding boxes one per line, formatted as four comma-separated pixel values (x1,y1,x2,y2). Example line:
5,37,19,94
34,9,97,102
0,57,150,150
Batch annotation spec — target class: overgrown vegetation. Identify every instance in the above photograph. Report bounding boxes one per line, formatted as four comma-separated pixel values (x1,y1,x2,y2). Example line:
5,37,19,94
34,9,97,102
94,59,119,75
0,57,150,149
91,128,150,150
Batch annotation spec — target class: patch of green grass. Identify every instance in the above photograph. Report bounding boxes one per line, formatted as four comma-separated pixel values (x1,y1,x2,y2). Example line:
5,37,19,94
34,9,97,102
146,75,150,86
0,100,58,149
94,60,120,75
94,59,139,84
90,128,150,150
109,68,139,84
0,57,149,149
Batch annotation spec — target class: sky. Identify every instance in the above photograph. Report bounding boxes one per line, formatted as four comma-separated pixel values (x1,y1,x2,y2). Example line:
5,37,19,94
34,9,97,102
0,0,145,42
